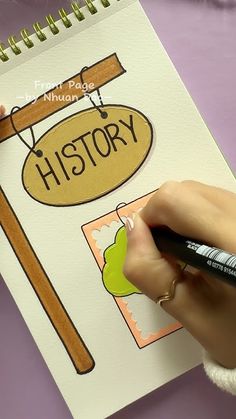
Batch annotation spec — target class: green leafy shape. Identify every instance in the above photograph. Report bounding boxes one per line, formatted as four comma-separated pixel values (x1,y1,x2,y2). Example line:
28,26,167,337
102,226,142,297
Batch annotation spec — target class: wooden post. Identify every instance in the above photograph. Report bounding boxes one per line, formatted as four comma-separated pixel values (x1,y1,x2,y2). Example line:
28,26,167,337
0,53,126,372
1,187,95,374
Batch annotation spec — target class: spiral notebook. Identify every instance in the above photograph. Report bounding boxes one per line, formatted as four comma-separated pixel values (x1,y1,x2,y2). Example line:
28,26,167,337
0,0,235,418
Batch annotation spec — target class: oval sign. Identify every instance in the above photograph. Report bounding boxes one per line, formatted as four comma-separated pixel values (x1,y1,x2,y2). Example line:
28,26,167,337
22,105,153,206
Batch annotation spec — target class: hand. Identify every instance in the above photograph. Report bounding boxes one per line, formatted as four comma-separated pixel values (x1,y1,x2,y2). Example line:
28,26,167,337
123,181,236,368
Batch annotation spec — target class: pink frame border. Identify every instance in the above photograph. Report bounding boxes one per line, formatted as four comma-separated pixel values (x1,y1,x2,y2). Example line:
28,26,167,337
82,191,182,348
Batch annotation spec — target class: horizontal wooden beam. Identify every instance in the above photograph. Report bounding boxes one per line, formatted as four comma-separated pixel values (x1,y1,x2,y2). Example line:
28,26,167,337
0,53,125,143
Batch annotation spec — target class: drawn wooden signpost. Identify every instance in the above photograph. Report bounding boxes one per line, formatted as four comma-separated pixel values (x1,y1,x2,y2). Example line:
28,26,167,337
0,53,126,374
0,54,125,142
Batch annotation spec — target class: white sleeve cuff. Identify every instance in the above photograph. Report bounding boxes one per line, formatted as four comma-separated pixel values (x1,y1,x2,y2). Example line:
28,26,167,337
203,351,236,395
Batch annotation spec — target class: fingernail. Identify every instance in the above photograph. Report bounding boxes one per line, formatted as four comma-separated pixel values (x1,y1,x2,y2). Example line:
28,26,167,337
126,217,134,233
0,105,5,115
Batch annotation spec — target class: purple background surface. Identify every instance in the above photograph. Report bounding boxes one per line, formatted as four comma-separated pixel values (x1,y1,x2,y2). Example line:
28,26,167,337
0,1,236,418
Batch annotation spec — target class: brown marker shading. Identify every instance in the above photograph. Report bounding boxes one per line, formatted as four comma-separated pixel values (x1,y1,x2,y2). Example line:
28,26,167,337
0,53,126,143
0,187,95,374
0,53,126,371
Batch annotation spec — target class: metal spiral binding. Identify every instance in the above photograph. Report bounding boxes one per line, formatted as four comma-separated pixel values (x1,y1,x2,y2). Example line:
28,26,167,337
0,0,111,62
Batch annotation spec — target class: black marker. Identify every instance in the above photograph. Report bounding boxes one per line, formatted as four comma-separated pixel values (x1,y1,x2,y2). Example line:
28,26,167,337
151,227,236,288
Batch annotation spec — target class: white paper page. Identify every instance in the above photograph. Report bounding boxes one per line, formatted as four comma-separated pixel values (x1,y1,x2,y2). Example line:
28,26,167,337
0,1,235,418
